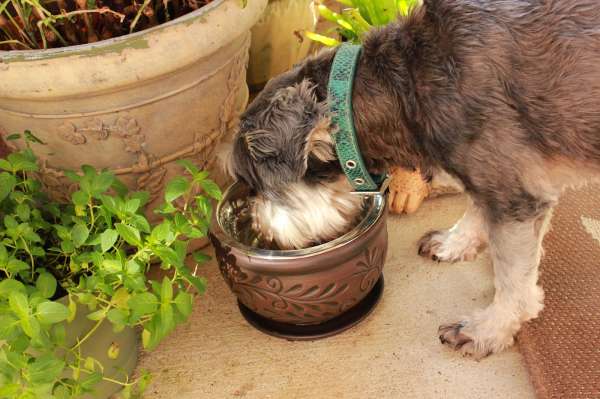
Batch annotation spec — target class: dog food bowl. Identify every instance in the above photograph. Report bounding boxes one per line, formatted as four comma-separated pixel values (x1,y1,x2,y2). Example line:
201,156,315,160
209,181,388,340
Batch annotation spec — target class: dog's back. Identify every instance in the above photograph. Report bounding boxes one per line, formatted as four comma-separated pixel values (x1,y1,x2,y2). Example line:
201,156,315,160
456,0,600,165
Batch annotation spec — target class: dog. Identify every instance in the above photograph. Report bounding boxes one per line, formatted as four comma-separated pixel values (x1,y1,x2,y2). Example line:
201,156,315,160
228,0,600,358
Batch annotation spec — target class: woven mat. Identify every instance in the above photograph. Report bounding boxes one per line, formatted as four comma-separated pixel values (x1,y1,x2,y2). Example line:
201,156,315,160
518,185,600,399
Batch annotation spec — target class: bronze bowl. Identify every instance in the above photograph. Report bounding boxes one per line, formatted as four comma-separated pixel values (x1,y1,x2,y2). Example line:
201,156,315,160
209,182,388,339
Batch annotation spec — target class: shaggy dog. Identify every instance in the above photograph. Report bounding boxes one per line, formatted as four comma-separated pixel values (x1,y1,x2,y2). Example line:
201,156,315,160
228,0,600,358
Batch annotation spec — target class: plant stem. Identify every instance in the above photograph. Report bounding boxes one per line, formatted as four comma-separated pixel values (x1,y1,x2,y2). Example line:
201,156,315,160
102,376,134,386
69,308,108,351
20,237,35,280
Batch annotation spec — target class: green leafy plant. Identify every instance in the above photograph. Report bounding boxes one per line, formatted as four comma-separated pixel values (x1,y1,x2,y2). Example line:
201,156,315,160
0,133,220,398
306,0,421,46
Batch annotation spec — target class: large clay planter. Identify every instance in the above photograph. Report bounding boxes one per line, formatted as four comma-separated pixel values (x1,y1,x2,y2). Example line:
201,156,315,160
209,182,388,328
0,0,267,215
247,0,317,91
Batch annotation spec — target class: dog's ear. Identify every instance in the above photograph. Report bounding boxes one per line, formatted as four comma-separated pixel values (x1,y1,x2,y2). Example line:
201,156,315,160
305,115,336,163
293,79,336,165
234,78,337,190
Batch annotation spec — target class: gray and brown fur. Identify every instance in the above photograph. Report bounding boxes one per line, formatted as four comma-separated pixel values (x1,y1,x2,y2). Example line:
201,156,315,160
229,0,600,358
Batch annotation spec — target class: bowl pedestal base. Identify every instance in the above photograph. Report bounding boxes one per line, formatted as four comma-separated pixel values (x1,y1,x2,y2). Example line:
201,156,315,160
238,276,384,341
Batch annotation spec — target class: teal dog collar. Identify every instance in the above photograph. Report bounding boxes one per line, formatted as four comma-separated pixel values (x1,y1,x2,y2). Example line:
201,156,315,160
327,43,389,194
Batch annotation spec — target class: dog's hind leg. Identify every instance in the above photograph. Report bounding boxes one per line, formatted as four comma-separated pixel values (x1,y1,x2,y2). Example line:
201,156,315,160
418,197,488,263
438,210,552,358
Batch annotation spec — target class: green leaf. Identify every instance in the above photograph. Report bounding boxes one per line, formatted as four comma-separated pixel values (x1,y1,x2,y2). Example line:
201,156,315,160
0,243,8,267
67,296,77,322
153,245,183,268
54,224,71,241
0,314,19,339
160,276,173,304
107,308,128,330
164,176,189,203
71,224,90,248
125,259,141,275
150,221,174,243
0,172,17,202
84,356,95,371
111,177,129,197
195,196,212,218
3,215,17,230
100,229,119,253
0,384,19,398
125,198,141,214
71,190,89,207
36,301,69,324
26,354,65,384
36,272,57,299
200,179,222,201
23,130,44,144
52,323,66,346
80,371,103,391
21,315,41,338
5,133,20,141
128,292,158,316
86,309,106,321
176,159,199,175
115,223,142,246
6,152,37,172
192,251,211,263
63,170,80,182
130,214,151,234
111,287,131,308
92,171,114,196
6,258,29,274
173,291,193,318
9,291,29,319
304,31,342,47
154,202,178,215
142,328,151,348
159,303,175,337
101,259,122,273
0,279,26,297
15,203,30,221
0,159,11,171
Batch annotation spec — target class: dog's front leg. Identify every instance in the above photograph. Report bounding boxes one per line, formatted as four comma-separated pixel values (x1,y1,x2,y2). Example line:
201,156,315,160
418,197,488,263
439,211,552,358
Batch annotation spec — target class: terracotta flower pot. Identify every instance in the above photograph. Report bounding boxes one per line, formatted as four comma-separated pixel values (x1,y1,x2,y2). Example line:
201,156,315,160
0,0,267,217
209,182,388,337
247,0,317,91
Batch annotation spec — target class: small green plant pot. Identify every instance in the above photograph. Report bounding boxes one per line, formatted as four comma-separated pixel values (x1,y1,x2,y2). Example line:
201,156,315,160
59,297,139,399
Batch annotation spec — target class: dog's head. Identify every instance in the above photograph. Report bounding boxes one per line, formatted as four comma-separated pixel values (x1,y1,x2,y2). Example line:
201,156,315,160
228,57,363,249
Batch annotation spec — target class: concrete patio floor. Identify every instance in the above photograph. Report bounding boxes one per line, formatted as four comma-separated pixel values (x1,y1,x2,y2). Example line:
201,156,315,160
137,193,535,399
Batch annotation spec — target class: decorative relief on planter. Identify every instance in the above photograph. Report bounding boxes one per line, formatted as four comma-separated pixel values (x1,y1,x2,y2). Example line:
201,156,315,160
37,160,79,203
57,116,140,146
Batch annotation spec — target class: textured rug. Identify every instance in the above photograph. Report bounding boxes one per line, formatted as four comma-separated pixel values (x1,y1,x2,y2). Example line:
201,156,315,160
519,185,600,399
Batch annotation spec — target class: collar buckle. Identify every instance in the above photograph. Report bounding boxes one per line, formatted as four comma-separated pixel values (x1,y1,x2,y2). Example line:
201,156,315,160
350,174,391,196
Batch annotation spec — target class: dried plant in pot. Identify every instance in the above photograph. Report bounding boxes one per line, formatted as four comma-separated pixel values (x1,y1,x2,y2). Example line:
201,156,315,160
209,182,388,340
0,133,220,398
0,0,267,219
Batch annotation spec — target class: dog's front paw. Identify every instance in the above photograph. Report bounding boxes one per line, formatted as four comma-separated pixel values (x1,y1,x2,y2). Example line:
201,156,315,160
417,229,484,263
438,315,517,359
